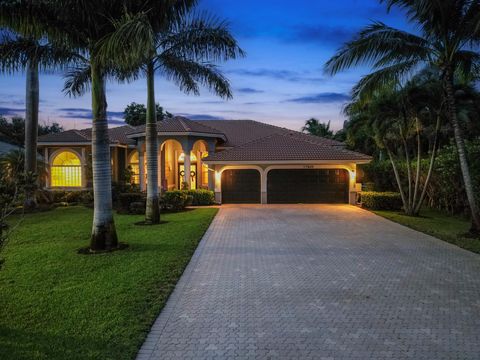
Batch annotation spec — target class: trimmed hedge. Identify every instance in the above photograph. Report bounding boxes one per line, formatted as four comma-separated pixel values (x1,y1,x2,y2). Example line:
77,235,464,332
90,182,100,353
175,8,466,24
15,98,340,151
183,189,214,206
361,191,403,211
162,191,188,212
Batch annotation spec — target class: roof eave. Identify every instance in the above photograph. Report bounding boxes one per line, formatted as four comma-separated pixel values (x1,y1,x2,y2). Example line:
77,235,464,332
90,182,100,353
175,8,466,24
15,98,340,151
203,159,372,165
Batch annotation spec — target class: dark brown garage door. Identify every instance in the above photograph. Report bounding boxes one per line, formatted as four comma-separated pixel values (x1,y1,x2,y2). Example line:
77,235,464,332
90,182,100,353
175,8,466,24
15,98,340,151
267,169,349,204
221,169,261,204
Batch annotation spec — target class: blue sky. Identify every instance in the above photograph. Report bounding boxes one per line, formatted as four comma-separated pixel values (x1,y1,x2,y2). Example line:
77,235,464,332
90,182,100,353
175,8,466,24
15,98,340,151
0,0,409,131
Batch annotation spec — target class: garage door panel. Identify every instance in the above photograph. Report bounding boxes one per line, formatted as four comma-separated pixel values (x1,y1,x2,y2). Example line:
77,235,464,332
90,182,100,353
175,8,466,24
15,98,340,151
267,169,348,204
222,169,261,204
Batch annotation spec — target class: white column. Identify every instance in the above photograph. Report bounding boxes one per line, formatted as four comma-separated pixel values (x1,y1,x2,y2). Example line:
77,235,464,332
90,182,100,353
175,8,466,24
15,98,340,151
183,152,191,189
349,164,357,205
208,165,215,191
138,144,145,192
81,147,86,188
44,147,49,188
197,151,203,188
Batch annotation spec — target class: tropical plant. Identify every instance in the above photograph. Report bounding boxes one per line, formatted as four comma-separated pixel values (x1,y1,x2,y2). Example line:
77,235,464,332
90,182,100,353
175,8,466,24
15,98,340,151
14,0,152,250
99,2,244,224
301,118,334,138
123,102,172,126
0,26,75,209
325,0,480,233
344,71,447,216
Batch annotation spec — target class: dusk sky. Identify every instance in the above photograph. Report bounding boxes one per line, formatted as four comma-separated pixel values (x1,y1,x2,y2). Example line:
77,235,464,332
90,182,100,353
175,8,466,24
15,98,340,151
0,0,410,132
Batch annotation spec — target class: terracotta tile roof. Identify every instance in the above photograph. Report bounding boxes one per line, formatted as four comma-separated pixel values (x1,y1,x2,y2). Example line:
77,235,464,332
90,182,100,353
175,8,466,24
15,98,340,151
38,125,135,145
37,118,371,162
128,116,225,136
196,119,345,148
204,131,371,162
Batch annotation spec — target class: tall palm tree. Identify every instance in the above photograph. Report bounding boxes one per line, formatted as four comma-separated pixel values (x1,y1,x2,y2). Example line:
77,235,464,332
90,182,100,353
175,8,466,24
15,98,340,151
21,0,151,250
0,23,76,209
99,2,244,224
325,0,480,233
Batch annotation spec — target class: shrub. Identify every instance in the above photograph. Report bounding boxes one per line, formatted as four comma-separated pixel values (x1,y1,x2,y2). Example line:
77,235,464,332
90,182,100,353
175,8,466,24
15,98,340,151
117,192,145,214
162,191,188,212
361,191,402,211
183,189,214,206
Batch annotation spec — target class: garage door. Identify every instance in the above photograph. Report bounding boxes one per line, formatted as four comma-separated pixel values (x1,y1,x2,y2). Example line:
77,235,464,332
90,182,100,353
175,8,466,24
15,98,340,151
267,169,349,204
221,169,261,204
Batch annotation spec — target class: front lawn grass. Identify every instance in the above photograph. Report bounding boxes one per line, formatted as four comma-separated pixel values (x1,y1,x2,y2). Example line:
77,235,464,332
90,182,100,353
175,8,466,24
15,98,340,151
373,207,480,254
0,206,217,360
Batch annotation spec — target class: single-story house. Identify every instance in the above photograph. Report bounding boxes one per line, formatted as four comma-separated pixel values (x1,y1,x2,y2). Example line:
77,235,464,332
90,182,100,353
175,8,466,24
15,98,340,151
37,117,371,204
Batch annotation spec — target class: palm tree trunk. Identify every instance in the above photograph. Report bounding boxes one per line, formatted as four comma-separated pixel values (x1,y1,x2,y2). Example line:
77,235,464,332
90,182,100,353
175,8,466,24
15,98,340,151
412,117,421,212
24,59,39,210
444,68,480,234
386,146,408,211
414,114,441,215
90,62,118,250
144,61,160,224
400,129,413,215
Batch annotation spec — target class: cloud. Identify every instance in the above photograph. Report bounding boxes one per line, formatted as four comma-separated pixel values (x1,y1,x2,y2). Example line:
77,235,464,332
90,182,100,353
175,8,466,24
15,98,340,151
227,68,324,83
0,107,25,116
285,92,350,104
285,24,357,46
176,113,224,120
58,107,124,120
236,87,264,94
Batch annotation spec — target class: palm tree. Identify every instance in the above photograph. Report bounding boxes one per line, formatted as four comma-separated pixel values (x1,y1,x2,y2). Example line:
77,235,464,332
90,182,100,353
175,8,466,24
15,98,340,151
21,0,150,250
0,27,75,210
302,118,334,138
325,0,480,233
99,2,244,224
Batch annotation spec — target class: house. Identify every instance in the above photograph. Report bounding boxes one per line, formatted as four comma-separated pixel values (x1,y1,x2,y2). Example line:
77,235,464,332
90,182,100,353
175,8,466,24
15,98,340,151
37,117,371,204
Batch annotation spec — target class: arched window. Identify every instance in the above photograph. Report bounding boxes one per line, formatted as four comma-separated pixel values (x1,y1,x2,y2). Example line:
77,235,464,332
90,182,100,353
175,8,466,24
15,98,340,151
128,151,140,184
51,151,82,187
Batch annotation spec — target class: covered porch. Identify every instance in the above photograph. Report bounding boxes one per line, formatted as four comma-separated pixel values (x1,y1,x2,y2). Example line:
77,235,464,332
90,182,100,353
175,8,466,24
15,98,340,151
129,136,217,192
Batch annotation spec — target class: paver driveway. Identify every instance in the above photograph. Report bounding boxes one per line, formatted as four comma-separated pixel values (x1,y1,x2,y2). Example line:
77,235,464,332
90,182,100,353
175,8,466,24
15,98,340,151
138,205,480,360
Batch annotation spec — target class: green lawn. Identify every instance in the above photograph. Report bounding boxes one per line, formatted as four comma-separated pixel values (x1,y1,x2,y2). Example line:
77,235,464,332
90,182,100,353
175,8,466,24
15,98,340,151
374,208,480,253
0,206,217,360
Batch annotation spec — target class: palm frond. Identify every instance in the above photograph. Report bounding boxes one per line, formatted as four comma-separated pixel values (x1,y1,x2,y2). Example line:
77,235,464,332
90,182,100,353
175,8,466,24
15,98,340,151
324,22,430,75
63,64,91,97
97,11,155,70
160,10,245,63
158,54,232,99
352,60,421,100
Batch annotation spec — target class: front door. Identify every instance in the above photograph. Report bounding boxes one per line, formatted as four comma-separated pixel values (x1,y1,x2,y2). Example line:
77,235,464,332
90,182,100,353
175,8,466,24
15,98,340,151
179,164,197,190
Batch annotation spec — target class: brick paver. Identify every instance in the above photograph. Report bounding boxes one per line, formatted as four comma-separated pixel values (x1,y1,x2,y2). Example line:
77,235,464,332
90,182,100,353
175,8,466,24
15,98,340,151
138,205,480,360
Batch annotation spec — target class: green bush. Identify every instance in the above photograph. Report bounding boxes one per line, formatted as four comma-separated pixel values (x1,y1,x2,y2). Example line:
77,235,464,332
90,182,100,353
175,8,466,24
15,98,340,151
361,191,403,210
162,191,188,212
117,193,145,214
182,189,214,206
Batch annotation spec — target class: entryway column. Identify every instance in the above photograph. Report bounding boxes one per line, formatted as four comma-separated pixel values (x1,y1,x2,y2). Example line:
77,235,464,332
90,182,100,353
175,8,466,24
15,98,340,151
208,165,215,191
348,164,357,205
180,138,194,190
137,140,145,191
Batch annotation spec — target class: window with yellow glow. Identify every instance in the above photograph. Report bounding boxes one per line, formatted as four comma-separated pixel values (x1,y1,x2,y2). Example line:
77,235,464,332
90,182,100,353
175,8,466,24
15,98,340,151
178,152,197,162
129,151,140,184
51,151,82,187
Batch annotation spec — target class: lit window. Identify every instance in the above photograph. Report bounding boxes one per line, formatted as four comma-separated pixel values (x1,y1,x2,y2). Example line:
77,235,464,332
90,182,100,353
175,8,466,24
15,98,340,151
51,151,82,187
129,151,140,184
178,152,197,162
